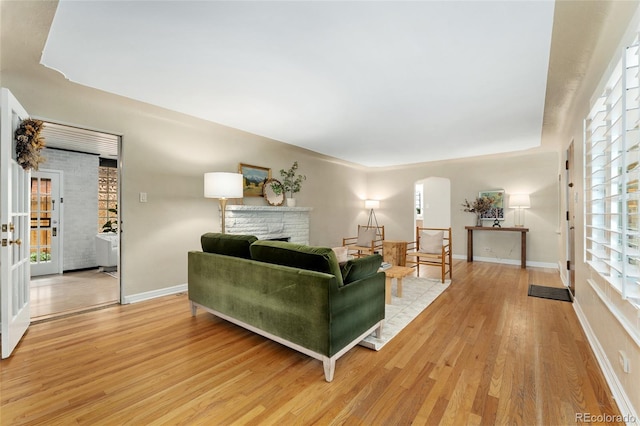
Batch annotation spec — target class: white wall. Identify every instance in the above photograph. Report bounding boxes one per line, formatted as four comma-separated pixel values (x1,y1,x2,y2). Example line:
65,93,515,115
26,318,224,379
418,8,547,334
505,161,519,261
41,148,99,270
555,1,640,419
367,151,560,267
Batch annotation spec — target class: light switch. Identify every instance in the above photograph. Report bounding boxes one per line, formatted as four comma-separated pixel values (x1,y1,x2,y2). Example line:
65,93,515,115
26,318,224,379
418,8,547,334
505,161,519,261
139,192,147,203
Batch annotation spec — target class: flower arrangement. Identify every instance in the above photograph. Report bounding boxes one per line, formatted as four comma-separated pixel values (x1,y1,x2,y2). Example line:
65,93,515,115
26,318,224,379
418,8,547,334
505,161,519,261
15,118,46,171
462,196,495,226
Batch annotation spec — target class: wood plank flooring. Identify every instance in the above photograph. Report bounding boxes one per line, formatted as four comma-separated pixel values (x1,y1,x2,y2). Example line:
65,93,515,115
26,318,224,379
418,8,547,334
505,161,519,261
1,261,622,425
30,269,119,320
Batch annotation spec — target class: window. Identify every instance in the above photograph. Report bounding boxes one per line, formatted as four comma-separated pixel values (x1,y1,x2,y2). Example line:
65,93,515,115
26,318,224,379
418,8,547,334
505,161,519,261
584,32,640,308
98,165,118,233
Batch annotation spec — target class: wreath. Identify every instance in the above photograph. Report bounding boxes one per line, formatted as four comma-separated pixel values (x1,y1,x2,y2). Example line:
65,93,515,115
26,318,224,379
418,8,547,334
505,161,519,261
15,118,46,171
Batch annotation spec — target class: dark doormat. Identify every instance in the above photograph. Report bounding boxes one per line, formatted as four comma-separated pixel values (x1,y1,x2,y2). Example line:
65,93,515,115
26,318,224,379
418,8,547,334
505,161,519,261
528,284,572,302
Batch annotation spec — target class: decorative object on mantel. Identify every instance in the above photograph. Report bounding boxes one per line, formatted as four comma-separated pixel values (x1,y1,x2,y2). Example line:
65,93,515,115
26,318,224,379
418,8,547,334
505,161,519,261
204,172,243,234
462,195,495,227
238,163,271,197
277,161,306,207
15,118,46,171
509,193,531,227
262,178,285,206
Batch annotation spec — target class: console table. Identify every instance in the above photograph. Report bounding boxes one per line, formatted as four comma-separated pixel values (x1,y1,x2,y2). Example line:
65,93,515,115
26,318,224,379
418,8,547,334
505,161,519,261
465,226,529,269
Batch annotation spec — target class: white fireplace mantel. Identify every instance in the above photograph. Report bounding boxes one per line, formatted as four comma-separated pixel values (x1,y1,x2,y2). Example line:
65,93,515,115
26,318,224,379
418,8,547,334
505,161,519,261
219,205,312,244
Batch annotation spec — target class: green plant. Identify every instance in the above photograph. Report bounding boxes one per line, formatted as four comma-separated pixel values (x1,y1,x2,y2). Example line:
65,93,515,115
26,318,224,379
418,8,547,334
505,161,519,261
30,252,51,263
274,161,306,198
102,204,118,233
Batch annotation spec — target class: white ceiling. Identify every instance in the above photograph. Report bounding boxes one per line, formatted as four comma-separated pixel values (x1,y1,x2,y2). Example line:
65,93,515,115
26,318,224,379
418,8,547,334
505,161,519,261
41,0,555,167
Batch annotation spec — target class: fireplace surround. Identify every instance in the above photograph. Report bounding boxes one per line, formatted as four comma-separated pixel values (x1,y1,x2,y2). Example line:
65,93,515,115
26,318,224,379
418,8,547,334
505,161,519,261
221,205,312,245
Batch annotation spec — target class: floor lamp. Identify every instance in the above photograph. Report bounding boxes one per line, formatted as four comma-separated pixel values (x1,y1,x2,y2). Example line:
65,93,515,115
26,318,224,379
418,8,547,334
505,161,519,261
365,199,382,238
204,172,243,233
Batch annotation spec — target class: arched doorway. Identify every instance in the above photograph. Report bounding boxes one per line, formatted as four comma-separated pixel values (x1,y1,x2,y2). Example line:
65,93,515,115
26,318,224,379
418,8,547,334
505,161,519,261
414,177,451,231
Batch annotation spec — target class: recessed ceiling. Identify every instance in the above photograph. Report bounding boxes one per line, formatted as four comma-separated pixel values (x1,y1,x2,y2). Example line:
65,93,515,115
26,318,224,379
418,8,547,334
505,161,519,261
41,0,555,167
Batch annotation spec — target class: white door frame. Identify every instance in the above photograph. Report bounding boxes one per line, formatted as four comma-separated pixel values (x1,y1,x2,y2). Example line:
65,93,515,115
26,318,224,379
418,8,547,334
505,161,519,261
1,88,32,358
30,169,63,276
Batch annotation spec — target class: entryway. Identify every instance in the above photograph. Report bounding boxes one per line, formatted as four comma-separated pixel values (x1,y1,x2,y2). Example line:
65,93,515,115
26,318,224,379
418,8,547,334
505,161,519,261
30,121,122,320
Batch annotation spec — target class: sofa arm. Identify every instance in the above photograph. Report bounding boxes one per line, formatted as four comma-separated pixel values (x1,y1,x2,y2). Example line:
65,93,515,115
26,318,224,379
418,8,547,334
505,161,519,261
329,271,385,355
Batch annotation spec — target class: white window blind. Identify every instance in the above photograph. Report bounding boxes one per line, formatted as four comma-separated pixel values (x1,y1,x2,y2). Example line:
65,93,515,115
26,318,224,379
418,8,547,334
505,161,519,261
585,32,640,307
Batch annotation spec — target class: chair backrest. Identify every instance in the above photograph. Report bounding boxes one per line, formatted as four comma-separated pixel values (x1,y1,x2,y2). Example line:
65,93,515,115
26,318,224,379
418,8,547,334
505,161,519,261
416,227,451,252
358,225,385,241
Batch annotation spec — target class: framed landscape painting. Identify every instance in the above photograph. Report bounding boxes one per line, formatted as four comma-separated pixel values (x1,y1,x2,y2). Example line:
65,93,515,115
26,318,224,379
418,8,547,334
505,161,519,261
239,163,271,197
479,189,505,220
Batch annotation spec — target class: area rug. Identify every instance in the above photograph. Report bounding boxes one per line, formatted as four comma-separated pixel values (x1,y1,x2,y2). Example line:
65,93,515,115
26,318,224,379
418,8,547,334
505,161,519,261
359,276,450,350
527,284,572,302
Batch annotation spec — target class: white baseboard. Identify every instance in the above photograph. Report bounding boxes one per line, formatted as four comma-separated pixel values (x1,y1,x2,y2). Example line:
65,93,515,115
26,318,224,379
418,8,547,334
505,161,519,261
573,300,639,425
453,254,557,269
123,283,187,304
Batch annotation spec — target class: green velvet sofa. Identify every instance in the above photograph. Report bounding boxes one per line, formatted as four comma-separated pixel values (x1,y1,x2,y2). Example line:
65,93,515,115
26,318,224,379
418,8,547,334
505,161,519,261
188,233,386,382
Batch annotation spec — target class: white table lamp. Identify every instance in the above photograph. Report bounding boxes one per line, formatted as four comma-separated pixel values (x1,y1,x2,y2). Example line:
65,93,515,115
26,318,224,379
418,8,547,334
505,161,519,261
509,194,530,227
204,172,243,233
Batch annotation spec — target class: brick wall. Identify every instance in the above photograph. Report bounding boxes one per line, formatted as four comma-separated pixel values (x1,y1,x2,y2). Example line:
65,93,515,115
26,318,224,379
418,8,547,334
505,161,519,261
224,206,311,245
41,148,99,271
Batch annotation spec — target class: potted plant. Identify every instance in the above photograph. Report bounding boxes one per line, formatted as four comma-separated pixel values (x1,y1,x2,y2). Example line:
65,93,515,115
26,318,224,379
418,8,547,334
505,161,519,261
271,161,306,207
101,204,118,233
462,196,495,226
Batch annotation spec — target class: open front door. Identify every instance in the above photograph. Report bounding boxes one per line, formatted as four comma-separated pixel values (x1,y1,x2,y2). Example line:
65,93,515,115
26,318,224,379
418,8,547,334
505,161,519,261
1,88,32,358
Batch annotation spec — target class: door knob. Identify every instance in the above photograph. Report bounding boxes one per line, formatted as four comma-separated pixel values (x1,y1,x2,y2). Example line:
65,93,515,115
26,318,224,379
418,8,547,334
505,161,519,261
9,238,22,246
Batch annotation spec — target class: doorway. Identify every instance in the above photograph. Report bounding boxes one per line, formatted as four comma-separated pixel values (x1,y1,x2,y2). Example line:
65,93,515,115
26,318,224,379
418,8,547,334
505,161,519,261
30,122,121,319
566,141,576,295
415,177,451,230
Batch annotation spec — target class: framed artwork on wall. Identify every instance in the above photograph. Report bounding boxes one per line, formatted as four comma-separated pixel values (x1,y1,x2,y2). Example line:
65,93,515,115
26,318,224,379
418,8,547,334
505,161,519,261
479,189,505,220
239,163,271,197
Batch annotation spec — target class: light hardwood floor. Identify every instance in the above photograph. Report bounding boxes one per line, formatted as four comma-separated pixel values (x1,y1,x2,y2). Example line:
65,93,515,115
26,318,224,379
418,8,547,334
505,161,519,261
30,269,119,320
1,261,622,425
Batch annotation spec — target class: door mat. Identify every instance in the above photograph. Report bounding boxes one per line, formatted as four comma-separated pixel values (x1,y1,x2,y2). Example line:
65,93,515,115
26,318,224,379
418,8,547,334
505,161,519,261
527,284,572,302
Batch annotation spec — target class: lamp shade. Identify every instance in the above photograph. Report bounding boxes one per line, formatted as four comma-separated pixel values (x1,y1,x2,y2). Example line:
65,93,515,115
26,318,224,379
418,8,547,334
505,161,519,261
204,172,243,199
364,199,380,209
508,194,530,209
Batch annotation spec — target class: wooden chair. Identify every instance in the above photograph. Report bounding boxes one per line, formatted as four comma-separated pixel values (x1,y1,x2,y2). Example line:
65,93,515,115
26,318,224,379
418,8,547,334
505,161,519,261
342,225,385,258
406,227,452,283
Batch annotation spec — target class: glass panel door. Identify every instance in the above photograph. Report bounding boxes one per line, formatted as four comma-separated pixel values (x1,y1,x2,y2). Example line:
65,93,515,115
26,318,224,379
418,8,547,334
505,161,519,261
30,171,61,276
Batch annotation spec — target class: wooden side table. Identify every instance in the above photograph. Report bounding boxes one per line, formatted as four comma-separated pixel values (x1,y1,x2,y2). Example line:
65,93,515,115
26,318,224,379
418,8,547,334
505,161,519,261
465,226,529,268
383,265,414,304
383,240,408,266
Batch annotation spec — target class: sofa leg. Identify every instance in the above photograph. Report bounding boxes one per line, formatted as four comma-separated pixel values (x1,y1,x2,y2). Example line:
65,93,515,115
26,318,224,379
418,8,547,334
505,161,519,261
323,358,335,382
375,321,384,339
190,301,197,316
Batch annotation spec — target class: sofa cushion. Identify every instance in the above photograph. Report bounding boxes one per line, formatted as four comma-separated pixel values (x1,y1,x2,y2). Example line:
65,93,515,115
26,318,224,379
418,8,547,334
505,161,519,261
332,246,349,264
201,233,258,259
250,240,344,286
341,254,383,285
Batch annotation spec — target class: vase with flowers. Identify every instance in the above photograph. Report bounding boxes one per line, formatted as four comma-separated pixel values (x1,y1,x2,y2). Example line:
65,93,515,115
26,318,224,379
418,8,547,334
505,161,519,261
462,196,495,227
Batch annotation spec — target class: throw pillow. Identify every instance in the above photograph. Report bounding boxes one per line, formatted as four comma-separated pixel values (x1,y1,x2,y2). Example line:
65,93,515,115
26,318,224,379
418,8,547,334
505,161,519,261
419,231,444,254
356,227,377,247
332,246,349,264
